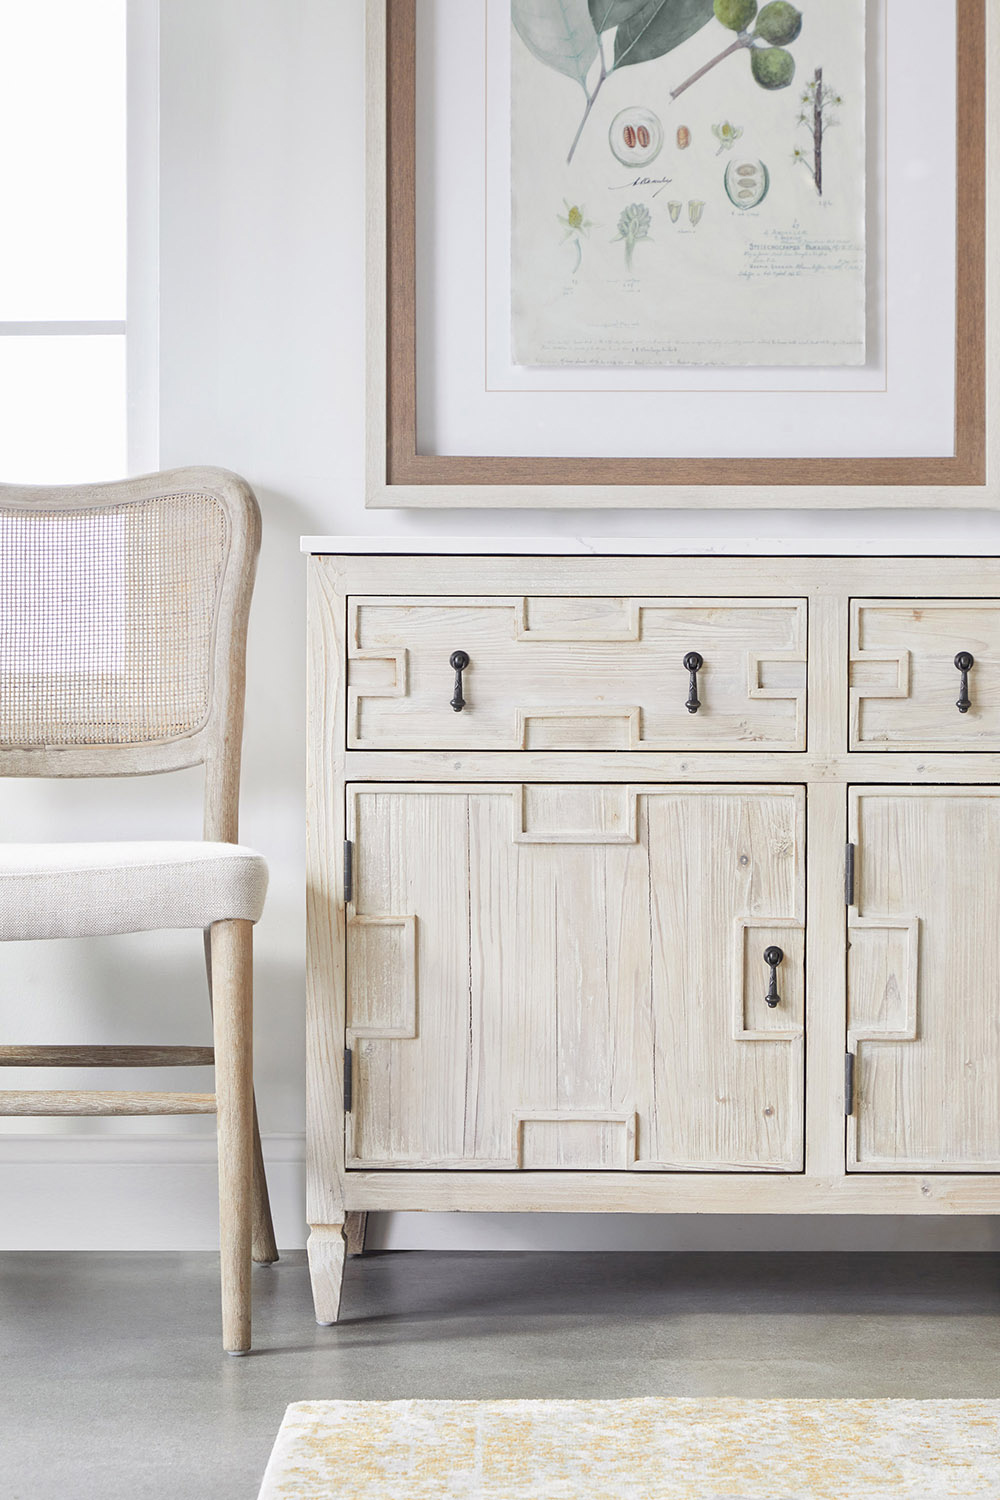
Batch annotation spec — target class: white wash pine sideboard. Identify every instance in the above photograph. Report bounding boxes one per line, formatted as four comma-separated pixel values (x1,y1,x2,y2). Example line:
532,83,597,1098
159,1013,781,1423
304,543,1000,1323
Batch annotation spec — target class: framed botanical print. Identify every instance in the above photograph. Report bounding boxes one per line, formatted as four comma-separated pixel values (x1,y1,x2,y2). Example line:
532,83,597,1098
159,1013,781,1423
366,0,990,508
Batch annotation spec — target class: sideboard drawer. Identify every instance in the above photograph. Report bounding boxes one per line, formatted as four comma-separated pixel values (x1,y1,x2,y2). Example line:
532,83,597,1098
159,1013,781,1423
347,596,807,750
850,600,1000,749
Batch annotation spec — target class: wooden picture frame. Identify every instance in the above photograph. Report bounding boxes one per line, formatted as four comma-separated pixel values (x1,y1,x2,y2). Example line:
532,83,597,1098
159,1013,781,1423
366,0,991,508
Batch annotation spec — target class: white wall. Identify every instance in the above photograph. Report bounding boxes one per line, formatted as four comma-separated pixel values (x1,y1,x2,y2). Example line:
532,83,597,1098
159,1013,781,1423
4,0,1000,1252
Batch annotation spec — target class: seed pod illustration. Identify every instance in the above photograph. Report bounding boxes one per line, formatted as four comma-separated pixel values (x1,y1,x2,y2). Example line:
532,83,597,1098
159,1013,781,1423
677,126,691,150
609,107,663,167
725,158,770,209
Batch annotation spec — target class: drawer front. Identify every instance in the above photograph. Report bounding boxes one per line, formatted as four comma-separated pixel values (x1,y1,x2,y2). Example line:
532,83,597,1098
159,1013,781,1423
348,596,807,750
850,599,1000,750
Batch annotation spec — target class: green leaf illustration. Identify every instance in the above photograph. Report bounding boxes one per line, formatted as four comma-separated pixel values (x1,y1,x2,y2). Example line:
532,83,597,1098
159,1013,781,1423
512,0,600,90
587,0,654,31
612,0,716,69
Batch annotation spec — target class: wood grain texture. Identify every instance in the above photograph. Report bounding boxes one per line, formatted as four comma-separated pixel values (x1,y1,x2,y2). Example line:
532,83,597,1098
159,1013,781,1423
0,1091,217,1115
203,927,277,1267
0,1045,215,1067
307,1224,347,1324
370,0,989,506
804,781,849,1181
304,552,1000,1313
343,1171,1000,1215
849,788,1000,1172
346,784,804,1172
851,599,1000,749
349,597,806,750
306,559,350,1232
210,918,254,1353
344,1212,369,1257
330,556,1000,601
346,751,1000,785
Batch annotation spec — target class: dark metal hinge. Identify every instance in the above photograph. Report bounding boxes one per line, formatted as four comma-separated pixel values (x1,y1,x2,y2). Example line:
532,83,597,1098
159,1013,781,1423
845,843,856,907
845,1052,856,1116
344,1047,353,1113
344,840,354,905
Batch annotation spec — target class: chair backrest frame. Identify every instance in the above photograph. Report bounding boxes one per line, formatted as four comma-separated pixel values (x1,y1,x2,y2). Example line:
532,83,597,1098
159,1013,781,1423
0,467,261,843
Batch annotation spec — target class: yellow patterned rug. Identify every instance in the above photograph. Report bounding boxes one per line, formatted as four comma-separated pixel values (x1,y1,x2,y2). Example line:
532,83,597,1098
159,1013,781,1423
257,1398,1000,1498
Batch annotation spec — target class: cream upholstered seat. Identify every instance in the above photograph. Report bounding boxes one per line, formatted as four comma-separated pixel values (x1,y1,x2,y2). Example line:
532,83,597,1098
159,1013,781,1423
0,842,268,941
0,467,276,1355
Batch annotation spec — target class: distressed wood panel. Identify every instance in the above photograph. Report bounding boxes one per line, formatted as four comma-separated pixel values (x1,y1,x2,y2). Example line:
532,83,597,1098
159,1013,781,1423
634,791,804,1170
0,1091,216,1115
851,600,1000,749
849,788,1000,1170
324,556,1000,601
348,597,806,751
345,790,472,1168
346,784,804,1172
515,1113,637,1170
304,554,1000,1285
343,1171,1000,1216
346,915,417,1038
345,749,1000,785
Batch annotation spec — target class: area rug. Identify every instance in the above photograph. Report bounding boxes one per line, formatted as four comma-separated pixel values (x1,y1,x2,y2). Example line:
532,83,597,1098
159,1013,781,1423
257,1397,1000,1498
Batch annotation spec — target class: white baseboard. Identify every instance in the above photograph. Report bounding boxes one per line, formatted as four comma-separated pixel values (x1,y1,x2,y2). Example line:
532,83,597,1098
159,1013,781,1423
0,1133,308,1251
2,1134,999,1251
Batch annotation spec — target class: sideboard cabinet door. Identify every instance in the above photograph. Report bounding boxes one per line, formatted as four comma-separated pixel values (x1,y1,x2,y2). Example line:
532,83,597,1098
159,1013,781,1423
345,784,804,1173
849,788,1000,1171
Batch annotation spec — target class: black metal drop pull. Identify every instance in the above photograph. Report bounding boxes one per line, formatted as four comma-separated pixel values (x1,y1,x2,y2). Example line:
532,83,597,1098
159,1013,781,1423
954,651,974,714
764,946,784,1009
683,652,704,714
449,650,470,712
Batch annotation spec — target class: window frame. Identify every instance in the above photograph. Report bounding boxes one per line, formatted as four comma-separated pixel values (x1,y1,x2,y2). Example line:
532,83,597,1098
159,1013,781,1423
0,0,159,480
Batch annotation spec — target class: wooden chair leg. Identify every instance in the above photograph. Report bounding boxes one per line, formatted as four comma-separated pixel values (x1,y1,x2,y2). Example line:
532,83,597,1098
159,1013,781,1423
345,1212,368,1257
211,919,254,1354
205,930,278,1265
251,1106,279,1264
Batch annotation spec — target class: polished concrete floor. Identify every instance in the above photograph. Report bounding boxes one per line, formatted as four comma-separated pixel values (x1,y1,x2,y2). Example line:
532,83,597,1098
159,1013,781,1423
3,1250,1000,1498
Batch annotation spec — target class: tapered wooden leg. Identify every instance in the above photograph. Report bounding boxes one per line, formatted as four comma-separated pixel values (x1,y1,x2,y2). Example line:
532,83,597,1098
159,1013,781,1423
250,1108,279,1264
307,1223,347,1324
205,930,278,1265
345,1212,368,1257
211,920,254,1354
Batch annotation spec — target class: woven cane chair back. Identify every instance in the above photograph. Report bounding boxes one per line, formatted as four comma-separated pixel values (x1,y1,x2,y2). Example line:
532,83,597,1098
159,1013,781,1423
0,469,261,838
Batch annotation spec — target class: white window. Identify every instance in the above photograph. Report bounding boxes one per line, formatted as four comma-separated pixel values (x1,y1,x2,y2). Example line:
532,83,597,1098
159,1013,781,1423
0,1,156,484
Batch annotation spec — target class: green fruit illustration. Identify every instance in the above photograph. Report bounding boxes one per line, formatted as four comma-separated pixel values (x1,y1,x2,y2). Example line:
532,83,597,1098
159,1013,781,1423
755,1,802,44
751,45,795,89
713,0,758,32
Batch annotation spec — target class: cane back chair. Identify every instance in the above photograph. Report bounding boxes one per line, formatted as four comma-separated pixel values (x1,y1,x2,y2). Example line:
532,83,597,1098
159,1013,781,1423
0,467,276,1354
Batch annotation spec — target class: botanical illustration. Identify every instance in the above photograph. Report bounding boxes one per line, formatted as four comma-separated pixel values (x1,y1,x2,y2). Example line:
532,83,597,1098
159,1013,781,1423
557,200,595,270
510,0,867,367
793,67,841,195
724,157,769,208
711,119,743,152
512,0,806,162
613,202,653,267
609,106,664,164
